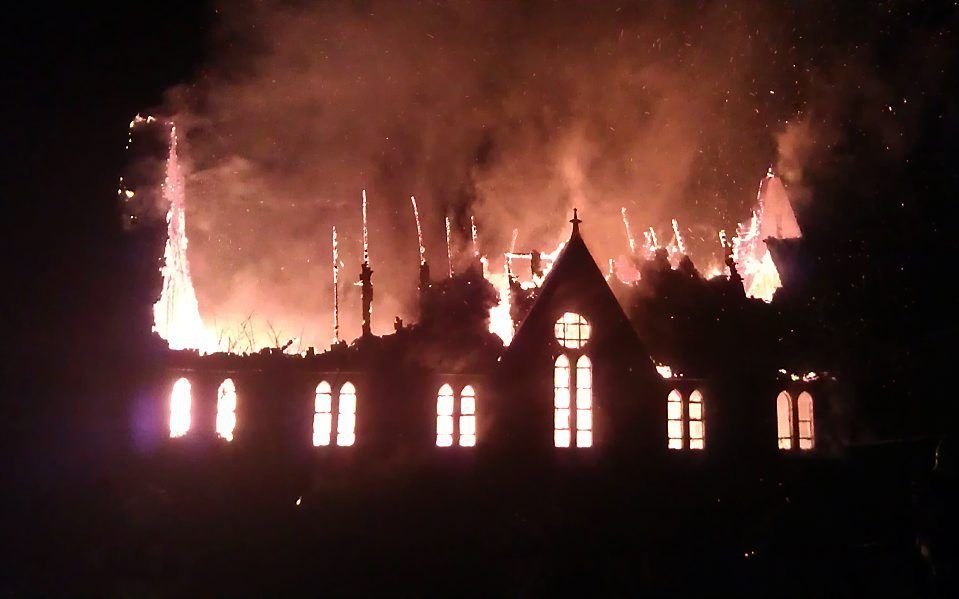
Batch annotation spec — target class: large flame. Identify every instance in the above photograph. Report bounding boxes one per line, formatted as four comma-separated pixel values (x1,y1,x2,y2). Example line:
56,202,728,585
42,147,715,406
732,169,800,302
152,127,217,353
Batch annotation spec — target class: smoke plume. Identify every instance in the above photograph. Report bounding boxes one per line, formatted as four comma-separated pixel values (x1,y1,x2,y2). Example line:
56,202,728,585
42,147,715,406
130,0,951,348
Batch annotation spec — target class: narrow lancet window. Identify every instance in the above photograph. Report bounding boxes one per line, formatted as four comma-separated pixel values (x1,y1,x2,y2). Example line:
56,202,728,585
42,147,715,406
170,377,191,438
313,381,333,447
575,355,592,447
460,385,476,447
667,389,684,449
337,382,356,446
777,391,793,450
554,355,571,447
436,384,454,447
689,389,705,450
215,378,237,442
798,391,815,450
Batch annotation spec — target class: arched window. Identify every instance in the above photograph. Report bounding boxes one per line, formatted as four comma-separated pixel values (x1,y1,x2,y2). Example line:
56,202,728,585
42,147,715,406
689,390,705,450
170,377,192,438
436,384,478,447
667,389,684,449
554,355,571,447
554,312,591,349
667,389,706,450
460,385,477,447
313,381,333,447
215,378,237,442
337,382,356,446
575,356,593,447
436,383,454,447
777,391,793,450
798,392,815,450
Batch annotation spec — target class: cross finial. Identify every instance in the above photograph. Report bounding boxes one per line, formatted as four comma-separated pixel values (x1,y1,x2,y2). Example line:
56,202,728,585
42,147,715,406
570,208,582,236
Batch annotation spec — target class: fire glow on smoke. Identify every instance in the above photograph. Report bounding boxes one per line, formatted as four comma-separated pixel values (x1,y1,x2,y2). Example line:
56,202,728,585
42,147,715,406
142,120,799,353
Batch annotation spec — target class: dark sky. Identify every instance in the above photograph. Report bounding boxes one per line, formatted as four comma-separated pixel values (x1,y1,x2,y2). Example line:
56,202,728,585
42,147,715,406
2,1,958,439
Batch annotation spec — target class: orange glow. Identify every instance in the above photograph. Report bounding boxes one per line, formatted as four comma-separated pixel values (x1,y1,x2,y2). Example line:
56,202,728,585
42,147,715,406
798,391,815,450
689,389,705,450
459,385,476,447
667,389,683,449
554,312,590,349
313,381,332,447
554,355,571,447
336,382,356,446
436,383,454,447
169,377,191,438
777,391,793,450
215,378,237,442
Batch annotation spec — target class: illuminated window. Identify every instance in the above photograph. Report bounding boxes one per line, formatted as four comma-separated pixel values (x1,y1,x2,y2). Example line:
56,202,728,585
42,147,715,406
798,392,815,450
437,384,478,447
667,389,706,450
554,312,591,349
460,385,477,447
554,355,571,447
313,381,333,447
337,382,356,446
575,356,592,447
689,390,705,450
667,389,684,449
777,391,793,450
436,384,454,447
215,378,237,442
170,377,191,438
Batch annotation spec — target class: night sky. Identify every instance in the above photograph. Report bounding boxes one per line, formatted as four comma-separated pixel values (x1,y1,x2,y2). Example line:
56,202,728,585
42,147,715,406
2,0,958,567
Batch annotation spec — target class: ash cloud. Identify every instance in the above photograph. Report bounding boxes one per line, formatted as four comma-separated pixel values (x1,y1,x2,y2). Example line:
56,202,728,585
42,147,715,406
139,0,951,348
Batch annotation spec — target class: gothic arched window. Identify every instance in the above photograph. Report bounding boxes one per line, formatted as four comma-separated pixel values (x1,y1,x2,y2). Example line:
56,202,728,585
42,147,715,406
553,312,592,448
554,354,571,447
667,389,684,449
436,383,455,447
337,382,357,446
216,378,237,442
460,385,477,447
667,389,706,450
575,356,593,447
689,389,705,450
798,391,815,450
313,381,333,447
170,377,191,438
436,384,478,447
777,391,794,450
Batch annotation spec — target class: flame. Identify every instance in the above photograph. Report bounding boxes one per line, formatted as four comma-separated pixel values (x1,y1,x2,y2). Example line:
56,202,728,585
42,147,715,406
152,127,217,353
731,169,800,302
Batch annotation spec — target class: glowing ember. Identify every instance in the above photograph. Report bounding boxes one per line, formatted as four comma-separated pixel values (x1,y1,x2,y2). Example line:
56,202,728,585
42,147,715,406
152,127,217,353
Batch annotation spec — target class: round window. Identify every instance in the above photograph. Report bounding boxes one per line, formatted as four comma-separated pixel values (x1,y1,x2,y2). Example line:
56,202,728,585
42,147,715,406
554,312,590,349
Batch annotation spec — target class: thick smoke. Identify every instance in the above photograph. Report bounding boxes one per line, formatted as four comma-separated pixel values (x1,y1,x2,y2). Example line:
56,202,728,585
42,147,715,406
141,0,941,348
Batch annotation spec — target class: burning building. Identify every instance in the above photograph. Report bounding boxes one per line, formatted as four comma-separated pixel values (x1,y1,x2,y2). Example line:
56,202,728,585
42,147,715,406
139,154,835,463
